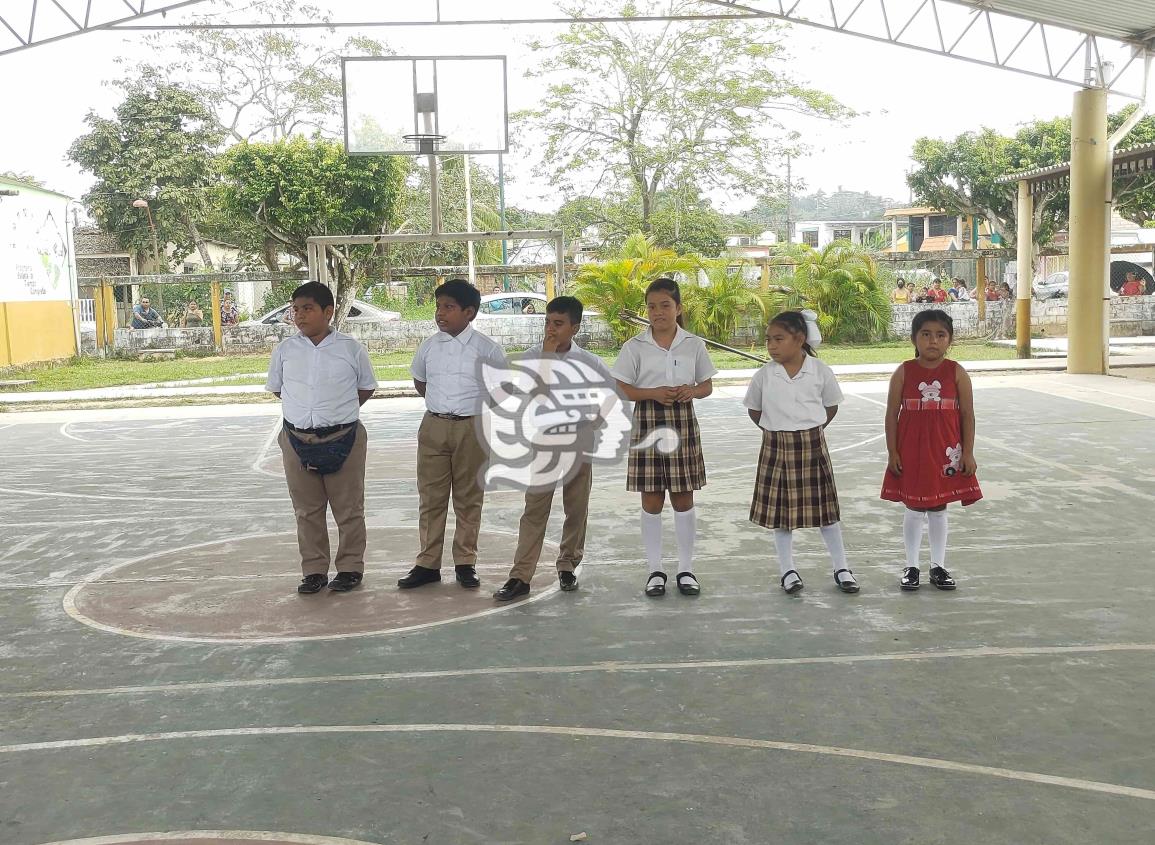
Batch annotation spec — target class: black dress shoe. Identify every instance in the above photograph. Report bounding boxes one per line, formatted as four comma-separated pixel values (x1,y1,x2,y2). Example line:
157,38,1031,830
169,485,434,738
298,573,328,594
559,570,578,591
494,578,530,601
455,565,480,588
398,566,442,589
328,571,363,592
929,566,957,590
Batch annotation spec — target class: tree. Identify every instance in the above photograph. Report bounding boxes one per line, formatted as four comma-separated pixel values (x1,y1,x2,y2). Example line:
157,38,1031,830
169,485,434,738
218,137,407,324
119,0,388,143
518,0,850,231
68,76,224,269
907,107,1155,245
570,233,696,343
547,190,726,258
768,242,891,343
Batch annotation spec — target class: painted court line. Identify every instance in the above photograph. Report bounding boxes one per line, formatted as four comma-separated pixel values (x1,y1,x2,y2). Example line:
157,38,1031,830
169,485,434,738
60,529,563,645
6,723,1155,803
39,833,381,845
7,642,1154,700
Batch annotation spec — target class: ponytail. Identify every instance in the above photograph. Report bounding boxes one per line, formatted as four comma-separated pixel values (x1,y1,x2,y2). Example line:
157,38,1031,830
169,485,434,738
769,309,823,356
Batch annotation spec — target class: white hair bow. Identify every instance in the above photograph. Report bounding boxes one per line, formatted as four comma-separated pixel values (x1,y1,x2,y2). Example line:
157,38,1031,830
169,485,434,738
800,309,823,348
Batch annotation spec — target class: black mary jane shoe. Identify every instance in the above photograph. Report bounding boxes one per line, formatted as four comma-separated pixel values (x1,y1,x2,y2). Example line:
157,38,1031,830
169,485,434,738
676,572,701,596
297,573,328,594
900,566,921,591
494,578,530,601
398,566,442,589
455,565,481,588
928,566,957,590
833,568,859,594
645,571,667,597
328,571,363,592
780,569,804,595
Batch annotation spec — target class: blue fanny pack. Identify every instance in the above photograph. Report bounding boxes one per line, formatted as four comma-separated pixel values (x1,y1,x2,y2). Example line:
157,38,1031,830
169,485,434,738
284,421,357,475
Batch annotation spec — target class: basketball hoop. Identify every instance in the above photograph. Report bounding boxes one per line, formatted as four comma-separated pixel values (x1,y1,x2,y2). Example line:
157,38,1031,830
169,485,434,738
403,133,448,155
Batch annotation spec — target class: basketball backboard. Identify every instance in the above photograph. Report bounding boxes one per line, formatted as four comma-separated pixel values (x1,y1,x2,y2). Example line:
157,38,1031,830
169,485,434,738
342,55,509,156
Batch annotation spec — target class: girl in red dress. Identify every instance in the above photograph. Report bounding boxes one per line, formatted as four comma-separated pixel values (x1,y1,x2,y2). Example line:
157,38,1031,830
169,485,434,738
881,310,981,590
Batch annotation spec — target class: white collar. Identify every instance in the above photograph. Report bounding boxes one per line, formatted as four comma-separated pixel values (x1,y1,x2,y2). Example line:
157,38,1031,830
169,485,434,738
640,325,692,349
437,324,476,345
772,355,817,381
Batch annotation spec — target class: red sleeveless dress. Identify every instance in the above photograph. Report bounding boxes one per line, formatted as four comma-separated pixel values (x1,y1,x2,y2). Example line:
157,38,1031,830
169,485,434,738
880,359,982,508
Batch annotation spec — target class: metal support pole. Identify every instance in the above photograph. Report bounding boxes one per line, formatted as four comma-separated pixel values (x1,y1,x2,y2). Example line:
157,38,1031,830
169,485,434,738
210,280,223,353
94,279,108,353
553,232,565,299
428,154,442,236
1015,180,1033,358
498,152,508,289
102,280,116,355
976,257,987,324
464,154,476,286
1067,86,1110,375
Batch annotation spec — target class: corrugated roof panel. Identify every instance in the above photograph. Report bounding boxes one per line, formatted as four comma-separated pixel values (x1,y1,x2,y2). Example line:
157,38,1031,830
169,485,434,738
951,0,1155,44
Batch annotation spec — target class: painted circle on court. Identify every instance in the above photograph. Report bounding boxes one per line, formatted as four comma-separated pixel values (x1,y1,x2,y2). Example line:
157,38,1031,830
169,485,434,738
64,527,561,643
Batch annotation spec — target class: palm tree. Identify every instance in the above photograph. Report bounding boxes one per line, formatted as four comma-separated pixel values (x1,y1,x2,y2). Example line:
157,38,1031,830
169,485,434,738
571,233,697,343
682,258,763,343
767,242,892,343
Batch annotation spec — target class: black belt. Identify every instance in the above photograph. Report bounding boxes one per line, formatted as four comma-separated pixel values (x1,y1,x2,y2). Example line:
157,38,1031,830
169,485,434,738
286,420,357,437
428,412,474,421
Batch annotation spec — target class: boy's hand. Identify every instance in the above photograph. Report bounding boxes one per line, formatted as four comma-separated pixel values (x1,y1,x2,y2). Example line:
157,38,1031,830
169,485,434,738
887,451,903,476
961,453,978,476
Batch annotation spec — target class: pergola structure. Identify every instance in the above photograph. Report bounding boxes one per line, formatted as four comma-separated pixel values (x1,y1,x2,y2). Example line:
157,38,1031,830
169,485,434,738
4,0,1155,373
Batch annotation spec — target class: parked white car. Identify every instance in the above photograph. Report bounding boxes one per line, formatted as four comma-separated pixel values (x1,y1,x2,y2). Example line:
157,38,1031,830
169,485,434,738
241,299,401,327
479,292,599,316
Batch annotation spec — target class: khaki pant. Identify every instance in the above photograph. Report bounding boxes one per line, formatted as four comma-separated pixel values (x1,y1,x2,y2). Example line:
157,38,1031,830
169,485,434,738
508,462,593,582
415,413,488,569
280,422,368,577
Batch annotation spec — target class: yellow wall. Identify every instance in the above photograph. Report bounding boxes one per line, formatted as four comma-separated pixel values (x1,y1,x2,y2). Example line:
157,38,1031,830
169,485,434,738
0,301,77,367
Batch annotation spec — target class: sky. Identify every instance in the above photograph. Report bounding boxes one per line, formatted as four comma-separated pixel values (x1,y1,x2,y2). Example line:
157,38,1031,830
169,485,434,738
0,0,1142,217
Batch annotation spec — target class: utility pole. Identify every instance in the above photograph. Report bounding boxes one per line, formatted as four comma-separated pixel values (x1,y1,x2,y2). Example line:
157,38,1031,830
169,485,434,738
785,154,794,245
464,154,476,287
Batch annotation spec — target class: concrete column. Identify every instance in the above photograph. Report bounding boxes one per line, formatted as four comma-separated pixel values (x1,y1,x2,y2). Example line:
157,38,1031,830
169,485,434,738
210,281,223,353
1016,180,1033,358
976,258,987,323
1067,86,1110,374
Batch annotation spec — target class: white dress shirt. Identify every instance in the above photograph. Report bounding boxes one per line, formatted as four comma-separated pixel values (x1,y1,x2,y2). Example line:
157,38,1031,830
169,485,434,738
743,355,844,432
410,324,507,415
611,326,717,388
521,340,615,383
265,330,378,429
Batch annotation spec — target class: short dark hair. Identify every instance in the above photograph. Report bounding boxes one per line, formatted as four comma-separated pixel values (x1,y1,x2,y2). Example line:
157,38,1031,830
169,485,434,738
546,295,583,325
911,309,954,346
291,281,335,311
435,278,481,313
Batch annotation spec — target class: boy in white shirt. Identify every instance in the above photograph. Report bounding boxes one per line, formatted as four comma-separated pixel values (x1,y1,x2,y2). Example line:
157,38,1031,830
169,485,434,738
265,282,378,594
399,279,506,590
494,296,616,601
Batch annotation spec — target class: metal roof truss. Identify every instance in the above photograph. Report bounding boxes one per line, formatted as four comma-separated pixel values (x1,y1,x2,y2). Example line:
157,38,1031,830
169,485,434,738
0,0,1151,98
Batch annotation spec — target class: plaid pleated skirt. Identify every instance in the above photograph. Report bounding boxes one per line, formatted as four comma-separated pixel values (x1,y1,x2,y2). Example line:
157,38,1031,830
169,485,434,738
749,426,841,530
626,399,706,493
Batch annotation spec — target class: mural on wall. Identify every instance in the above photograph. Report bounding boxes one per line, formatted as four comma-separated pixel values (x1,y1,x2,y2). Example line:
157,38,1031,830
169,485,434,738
0,188,74,302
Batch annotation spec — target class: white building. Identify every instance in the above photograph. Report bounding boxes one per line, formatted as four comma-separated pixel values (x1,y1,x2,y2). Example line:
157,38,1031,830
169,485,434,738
793,220,888,249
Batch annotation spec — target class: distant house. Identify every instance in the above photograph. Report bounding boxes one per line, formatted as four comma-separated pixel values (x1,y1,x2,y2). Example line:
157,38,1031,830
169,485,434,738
724,231,778,261
792,220,887,249
883,206,1003,253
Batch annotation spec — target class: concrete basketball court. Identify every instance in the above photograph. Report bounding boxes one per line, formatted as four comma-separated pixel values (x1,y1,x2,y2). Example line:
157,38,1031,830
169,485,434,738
5,371,1155,844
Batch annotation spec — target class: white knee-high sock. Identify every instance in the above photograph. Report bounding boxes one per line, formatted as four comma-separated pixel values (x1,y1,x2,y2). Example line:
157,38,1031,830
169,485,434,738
641,510,663,572
927,509,948,567
773,528,795,577
673,508,696,574
819,522,849,572
903,509,925,569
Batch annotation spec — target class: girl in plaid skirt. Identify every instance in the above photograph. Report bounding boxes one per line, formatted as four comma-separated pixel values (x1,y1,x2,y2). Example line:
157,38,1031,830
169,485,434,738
744,311,858,595
612,278,718,598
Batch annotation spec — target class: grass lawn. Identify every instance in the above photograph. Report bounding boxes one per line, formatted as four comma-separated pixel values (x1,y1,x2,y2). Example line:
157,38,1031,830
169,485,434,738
1,342,1017,393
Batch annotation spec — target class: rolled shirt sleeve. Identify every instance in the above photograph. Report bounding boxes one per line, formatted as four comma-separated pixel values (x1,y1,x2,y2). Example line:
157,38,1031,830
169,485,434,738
356,344,378,390
743,367,766,411
820,363,845,406
610,341,640,385
264,343,284,393
694,340,718,382
409,339,429,381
